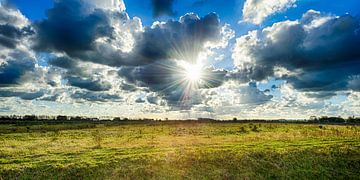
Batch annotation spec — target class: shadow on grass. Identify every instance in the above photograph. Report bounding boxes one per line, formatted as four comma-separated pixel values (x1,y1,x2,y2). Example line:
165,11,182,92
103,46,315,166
1,145,359,179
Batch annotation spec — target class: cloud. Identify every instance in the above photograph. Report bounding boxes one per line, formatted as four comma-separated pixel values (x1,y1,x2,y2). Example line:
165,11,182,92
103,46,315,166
135,97,145,103
48,56,76,69
304,92,337,99
34,0,141,66
151,0,176,17
71,91,122,102
113,12,231,108
86,0,126,11
0,2,29,27
0,89,44,100
0,4,36,87
242,0,297,25
348,76,360,91
35,0,226,67
33,0,231,102
206,81,273,106
67,76,112,91
118,59,228,108
34,0,114,55
233,10,360,94
0,60,34,86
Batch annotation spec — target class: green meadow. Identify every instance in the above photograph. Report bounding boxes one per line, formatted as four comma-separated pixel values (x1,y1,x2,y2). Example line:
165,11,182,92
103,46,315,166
0,121,359,179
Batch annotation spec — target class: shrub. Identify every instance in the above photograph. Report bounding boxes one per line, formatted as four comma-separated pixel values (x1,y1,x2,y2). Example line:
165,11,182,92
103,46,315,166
92,130,103,148
238,127,247,133
251,125,259,132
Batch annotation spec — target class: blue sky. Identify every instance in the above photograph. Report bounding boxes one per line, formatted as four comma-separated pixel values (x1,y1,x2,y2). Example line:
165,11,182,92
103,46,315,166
0,0,360,119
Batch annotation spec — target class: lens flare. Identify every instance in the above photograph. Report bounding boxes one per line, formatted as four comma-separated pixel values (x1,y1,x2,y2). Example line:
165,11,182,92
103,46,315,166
183,63,203,83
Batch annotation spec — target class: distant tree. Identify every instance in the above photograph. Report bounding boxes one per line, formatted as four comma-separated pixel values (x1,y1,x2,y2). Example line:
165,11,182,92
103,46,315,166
56,115,68,121
113,117,121,121
310,116,317,121
23,115,37,121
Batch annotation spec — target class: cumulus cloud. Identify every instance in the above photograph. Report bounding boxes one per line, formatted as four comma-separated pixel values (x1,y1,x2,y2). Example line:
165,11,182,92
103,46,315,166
151,0,176,17
242,0,297,25
0,2,29,27
0,60,34,86
0,4,37,87
32,0,232,106
34,0,141,67
86,0,126,11
233,10,360,95
113,12,232,108
35,0,226,68
4,0,357,118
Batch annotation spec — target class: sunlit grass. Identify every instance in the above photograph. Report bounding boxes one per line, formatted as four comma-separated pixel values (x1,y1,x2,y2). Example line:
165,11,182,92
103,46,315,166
0,122,359,179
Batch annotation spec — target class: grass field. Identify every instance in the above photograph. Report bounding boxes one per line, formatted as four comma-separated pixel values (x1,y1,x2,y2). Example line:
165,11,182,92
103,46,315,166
0,121,359,179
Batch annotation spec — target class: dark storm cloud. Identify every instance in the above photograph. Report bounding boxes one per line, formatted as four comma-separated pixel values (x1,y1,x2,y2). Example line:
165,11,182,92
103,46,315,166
0,60,34,86
71,91,122,102
233,10,360,94
151,0,176,17
34,0,113,54
67,76,112,91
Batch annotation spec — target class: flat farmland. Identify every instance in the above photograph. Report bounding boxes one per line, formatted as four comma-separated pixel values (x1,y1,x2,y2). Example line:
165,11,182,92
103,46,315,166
0,121,359,179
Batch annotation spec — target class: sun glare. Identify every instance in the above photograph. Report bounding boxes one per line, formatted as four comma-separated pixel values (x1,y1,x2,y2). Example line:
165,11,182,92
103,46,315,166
185,64,202,82
172,60,205,103
179,61,203,83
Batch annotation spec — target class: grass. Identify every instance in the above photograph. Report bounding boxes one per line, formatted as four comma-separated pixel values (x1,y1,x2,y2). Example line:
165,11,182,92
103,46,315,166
0,122,359,179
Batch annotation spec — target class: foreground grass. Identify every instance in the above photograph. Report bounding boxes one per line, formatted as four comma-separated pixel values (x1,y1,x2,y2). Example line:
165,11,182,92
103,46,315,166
0,122,359,179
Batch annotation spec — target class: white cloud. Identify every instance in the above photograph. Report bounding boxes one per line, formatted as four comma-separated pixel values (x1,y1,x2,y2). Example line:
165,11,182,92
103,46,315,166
85,0,126,11
242,0,297,25
0,4,29,28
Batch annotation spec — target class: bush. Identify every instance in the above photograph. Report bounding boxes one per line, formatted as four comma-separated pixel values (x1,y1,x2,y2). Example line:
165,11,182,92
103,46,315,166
92,130,103,148
251,125,259,132
238,127,247,133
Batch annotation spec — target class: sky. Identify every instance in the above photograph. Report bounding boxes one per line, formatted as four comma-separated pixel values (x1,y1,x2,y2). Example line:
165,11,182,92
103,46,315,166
0,0,359,119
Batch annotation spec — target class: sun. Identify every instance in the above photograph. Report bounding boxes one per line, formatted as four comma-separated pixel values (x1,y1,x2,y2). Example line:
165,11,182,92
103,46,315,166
185,64,202,82
179,61,203,83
